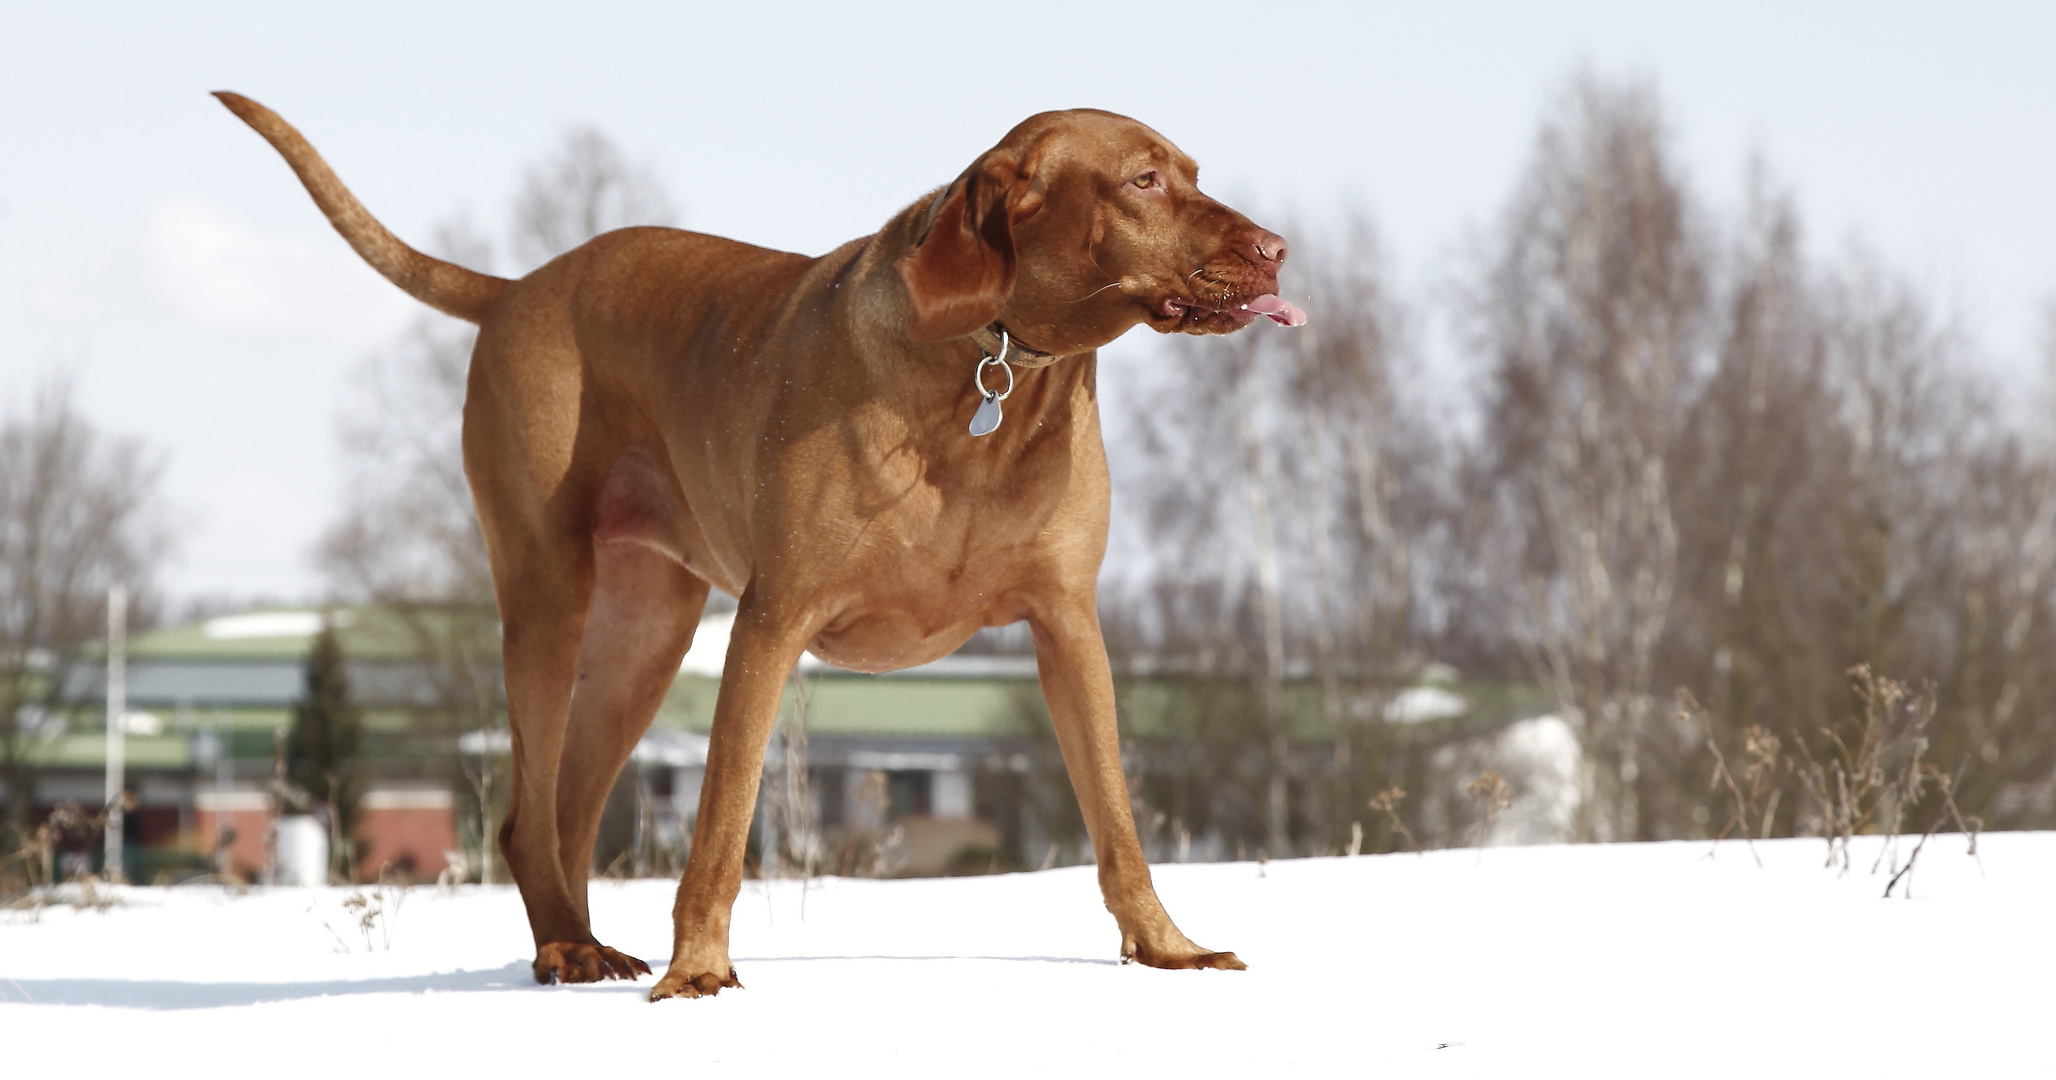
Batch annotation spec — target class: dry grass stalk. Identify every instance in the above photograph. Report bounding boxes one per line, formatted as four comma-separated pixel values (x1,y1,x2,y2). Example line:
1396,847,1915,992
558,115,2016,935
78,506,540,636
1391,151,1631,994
1366,787,1421,855
1815,666,1917,872
1881,762,1983,899
1794,665,1981,891
821,770,905,879
3,800,122,912
1464,771,1514,857
1685,690,1789,867
778,669,818,888
326,863,406,952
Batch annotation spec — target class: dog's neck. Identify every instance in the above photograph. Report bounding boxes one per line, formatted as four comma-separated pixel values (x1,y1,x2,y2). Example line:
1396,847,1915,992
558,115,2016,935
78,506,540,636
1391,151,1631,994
858,199,1072,378
971,323,1064,369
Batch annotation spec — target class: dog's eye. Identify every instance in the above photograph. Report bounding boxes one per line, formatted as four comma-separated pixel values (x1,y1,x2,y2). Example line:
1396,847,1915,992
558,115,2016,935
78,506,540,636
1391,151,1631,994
1131,171,1158,190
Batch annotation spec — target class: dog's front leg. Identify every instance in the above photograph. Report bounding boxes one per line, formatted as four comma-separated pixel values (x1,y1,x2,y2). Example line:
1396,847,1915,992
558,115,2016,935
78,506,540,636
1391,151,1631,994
1028,600,1245,970
649,596,815,1001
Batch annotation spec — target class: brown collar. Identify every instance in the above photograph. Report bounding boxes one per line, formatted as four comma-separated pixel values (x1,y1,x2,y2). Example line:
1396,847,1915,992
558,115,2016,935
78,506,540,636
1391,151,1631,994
970,323,1065,369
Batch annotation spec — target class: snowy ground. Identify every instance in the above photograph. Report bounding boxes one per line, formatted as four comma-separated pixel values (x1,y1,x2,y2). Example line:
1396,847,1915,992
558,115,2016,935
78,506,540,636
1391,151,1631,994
3,833,2045,1077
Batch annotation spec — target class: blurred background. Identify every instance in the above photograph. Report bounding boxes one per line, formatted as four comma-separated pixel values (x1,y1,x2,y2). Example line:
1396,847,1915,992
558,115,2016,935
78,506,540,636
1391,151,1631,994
4,1,2053,887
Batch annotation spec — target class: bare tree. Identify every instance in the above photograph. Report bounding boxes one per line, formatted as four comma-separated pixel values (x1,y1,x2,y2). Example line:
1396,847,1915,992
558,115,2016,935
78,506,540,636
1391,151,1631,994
0,378,168,845
1095,212,1435,858
510,126,678,270
1464,75,1707,841
320,247,506,880
1910,300,2056,828
1272,216,1434,848
1657,170,1833,837
1005,71,2056,862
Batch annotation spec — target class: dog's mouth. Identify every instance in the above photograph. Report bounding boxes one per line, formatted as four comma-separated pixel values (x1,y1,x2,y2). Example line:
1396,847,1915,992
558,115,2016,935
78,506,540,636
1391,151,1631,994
1153,291,1308,333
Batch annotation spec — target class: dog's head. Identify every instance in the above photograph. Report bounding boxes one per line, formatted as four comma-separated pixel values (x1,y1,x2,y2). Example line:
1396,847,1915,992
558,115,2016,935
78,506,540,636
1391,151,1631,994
897,110,1305,354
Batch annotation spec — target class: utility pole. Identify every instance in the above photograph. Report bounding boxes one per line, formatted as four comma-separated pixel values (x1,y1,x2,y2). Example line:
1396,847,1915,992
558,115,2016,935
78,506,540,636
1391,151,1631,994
103,583,127,883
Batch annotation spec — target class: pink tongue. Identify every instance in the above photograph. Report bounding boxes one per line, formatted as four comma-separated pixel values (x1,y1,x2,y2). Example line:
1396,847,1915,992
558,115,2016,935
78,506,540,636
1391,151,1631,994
1243,294,1308,327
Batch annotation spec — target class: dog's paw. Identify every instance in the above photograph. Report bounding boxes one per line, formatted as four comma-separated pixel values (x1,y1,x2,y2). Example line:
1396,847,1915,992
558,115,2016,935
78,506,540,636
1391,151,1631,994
1121,938,1248,971
532,941,652,985
648,965,743,1001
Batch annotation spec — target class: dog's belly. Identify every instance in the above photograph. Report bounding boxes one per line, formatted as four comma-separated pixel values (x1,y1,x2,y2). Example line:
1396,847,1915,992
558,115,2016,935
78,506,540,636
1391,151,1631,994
806,605,1002,675
591,448,709,572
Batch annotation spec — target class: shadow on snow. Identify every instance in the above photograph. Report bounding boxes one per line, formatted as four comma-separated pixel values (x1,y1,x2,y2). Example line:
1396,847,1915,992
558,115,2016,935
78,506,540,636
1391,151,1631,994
0,954,1116,1008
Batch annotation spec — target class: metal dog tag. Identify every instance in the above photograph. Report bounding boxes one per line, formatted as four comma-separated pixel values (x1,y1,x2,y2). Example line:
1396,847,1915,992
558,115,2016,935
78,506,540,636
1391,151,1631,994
969,391,1003,436
968,339,1014,437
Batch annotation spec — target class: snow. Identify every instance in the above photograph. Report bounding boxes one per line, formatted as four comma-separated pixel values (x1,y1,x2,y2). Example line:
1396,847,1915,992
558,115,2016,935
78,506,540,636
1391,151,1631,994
680,610,830,675
3,834,2046,1077
676,609,735,676
201,611,328,639
115,711,164,736
1384,685,1470,724
1491,714,1581,844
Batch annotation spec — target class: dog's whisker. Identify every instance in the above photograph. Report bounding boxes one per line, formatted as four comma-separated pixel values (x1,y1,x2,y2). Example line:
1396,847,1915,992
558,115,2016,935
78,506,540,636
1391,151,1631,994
1069,281,1123,303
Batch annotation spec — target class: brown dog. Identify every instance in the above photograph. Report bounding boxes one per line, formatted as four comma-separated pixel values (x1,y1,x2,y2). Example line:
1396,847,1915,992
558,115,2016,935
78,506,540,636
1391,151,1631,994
217,92,1305,999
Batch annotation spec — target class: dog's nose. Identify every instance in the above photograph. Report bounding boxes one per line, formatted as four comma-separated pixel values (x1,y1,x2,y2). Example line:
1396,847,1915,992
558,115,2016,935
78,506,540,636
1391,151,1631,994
1249,229,1288,267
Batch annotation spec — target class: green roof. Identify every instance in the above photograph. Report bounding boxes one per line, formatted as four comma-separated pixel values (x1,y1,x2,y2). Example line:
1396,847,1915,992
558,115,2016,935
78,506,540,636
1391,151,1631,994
122,607,497,662
655,673,1029,739
31,733,195,770
75,607,1539,762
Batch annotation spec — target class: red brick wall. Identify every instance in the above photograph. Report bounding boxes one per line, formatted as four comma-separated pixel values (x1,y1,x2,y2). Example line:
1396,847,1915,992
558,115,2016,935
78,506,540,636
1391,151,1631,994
196,787,457,884
354,789,456,882
194,796,273,882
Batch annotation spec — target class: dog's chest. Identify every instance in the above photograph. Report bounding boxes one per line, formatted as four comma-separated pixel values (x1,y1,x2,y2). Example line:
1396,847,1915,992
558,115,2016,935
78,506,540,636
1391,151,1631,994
883,442,1082,554
785,424,1092,667
820,402,1081,548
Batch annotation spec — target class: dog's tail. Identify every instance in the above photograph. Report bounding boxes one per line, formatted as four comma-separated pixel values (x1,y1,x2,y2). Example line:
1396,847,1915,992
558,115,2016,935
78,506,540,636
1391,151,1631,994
213,92,510,324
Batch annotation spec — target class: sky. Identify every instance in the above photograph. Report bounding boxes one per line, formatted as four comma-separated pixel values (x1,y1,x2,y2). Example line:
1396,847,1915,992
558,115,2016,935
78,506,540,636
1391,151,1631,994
4,1,2054,604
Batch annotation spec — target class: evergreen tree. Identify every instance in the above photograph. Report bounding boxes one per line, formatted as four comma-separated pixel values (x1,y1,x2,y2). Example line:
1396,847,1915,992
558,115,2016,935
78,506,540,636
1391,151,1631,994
286,622,363,882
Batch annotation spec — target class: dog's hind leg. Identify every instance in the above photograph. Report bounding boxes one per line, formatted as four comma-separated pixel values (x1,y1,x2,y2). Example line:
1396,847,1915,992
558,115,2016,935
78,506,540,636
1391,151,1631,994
553,541,709,934
494,551,680,985
488,536,630,984
489,483,707,984
471,441,654,981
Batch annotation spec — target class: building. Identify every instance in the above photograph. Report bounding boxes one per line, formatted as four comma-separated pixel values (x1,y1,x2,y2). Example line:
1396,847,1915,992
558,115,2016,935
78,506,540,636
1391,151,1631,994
25,606,1039,883
21,605,1539,883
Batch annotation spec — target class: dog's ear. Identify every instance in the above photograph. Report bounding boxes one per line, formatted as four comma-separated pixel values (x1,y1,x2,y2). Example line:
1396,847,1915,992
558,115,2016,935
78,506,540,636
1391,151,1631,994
898,150,1037,342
